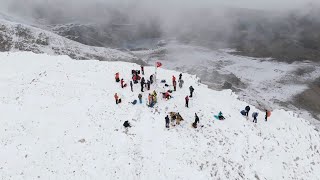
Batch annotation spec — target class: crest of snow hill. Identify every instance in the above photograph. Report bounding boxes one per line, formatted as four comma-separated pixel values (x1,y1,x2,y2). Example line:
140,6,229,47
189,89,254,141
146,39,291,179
0,52,319,179
0,19,141,63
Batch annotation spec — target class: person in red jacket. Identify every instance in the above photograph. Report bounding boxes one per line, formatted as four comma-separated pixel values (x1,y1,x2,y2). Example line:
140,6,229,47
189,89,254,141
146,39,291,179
185,96,189,108
121,79,124,88
115,73,120,82
114,93,119,104
172,75,176,85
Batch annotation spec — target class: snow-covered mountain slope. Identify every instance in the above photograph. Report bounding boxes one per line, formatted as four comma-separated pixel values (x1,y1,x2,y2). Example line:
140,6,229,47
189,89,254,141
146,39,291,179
133,42,320,124
1,52,320,180
0,18,140,63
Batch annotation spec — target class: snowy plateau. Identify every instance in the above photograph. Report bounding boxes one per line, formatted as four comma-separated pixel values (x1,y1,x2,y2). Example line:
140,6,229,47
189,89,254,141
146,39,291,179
0,52,320,180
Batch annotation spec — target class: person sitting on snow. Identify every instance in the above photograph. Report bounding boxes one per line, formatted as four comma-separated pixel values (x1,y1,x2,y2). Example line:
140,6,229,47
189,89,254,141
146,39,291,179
123,121,131,128
120,79,127,88
218,111,225,120
163,91,172,100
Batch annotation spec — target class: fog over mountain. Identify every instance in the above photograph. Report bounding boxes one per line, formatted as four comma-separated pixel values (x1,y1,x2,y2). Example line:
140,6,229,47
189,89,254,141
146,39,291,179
1,0,320,62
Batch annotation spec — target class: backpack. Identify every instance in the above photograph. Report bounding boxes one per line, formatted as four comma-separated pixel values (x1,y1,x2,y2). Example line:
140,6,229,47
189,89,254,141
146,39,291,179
241,110,246,116
267,111,271,117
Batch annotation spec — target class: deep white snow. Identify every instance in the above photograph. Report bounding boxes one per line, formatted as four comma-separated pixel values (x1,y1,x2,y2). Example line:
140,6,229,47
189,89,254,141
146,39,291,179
0,52,320,180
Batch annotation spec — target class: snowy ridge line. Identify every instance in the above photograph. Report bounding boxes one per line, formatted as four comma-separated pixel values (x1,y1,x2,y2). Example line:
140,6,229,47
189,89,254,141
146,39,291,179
0,18,141,63
0,52,319,180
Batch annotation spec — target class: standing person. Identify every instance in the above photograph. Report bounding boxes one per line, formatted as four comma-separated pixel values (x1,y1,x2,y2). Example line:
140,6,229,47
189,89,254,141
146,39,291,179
148,94,153,106
121,79,125,88
195,113,199,124
179,73,182,81
141,65,144,75
165,115,170,128
185,96,189,108
172,75,176,85
179,79,184,88
173,80,177,91
189,86,194,97
138,94,142,104
265,110,269,121
114,93,119,104
147,80,151,90
245,106,250,117
252,112,258,123
150,74,154,84
152,90,157,103
115,73,120,82
130,81,133,92
140,79,144,92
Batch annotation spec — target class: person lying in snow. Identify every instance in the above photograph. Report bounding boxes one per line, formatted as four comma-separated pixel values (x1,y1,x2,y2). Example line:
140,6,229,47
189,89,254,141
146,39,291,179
131,100,137,105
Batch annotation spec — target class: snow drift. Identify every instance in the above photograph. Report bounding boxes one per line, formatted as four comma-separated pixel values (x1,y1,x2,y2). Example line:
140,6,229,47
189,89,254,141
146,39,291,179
0,52,319,180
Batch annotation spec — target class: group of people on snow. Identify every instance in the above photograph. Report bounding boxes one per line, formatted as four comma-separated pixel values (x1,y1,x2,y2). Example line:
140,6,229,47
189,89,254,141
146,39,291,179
241,105,271,123
115,64,270,130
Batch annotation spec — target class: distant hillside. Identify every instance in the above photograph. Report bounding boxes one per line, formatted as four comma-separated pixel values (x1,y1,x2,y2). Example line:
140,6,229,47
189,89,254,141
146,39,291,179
0,18,141,63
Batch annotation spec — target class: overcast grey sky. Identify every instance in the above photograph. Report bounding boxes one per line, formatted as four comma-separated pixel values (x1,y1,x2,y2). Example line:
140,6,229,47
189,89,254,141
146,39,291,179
0,0,318,25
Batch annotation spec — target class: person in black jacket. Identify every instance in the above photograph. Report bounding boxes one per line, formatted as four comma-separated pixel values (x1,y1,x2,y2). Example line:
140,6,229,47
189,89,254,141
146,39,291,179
195,113,199,124
150,75,154,84
245,106,250,117
179,73,182,81
189,86,194,97
123,121,131,128
165,115,170,128
265,110,268,121
140,78,145,92
130,81,133,92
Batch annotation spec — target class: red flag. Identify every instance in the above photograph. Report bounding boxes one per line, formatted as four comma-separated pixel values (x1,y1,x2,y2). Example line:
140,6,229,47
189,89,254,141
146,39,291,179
156,62,162,68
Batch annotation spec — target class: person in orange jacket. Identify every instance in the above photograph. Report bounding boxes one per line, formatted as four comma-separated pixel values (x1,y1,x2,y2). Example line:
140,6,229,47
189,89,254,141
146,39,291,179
115,73,120,82
114,93,119,104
